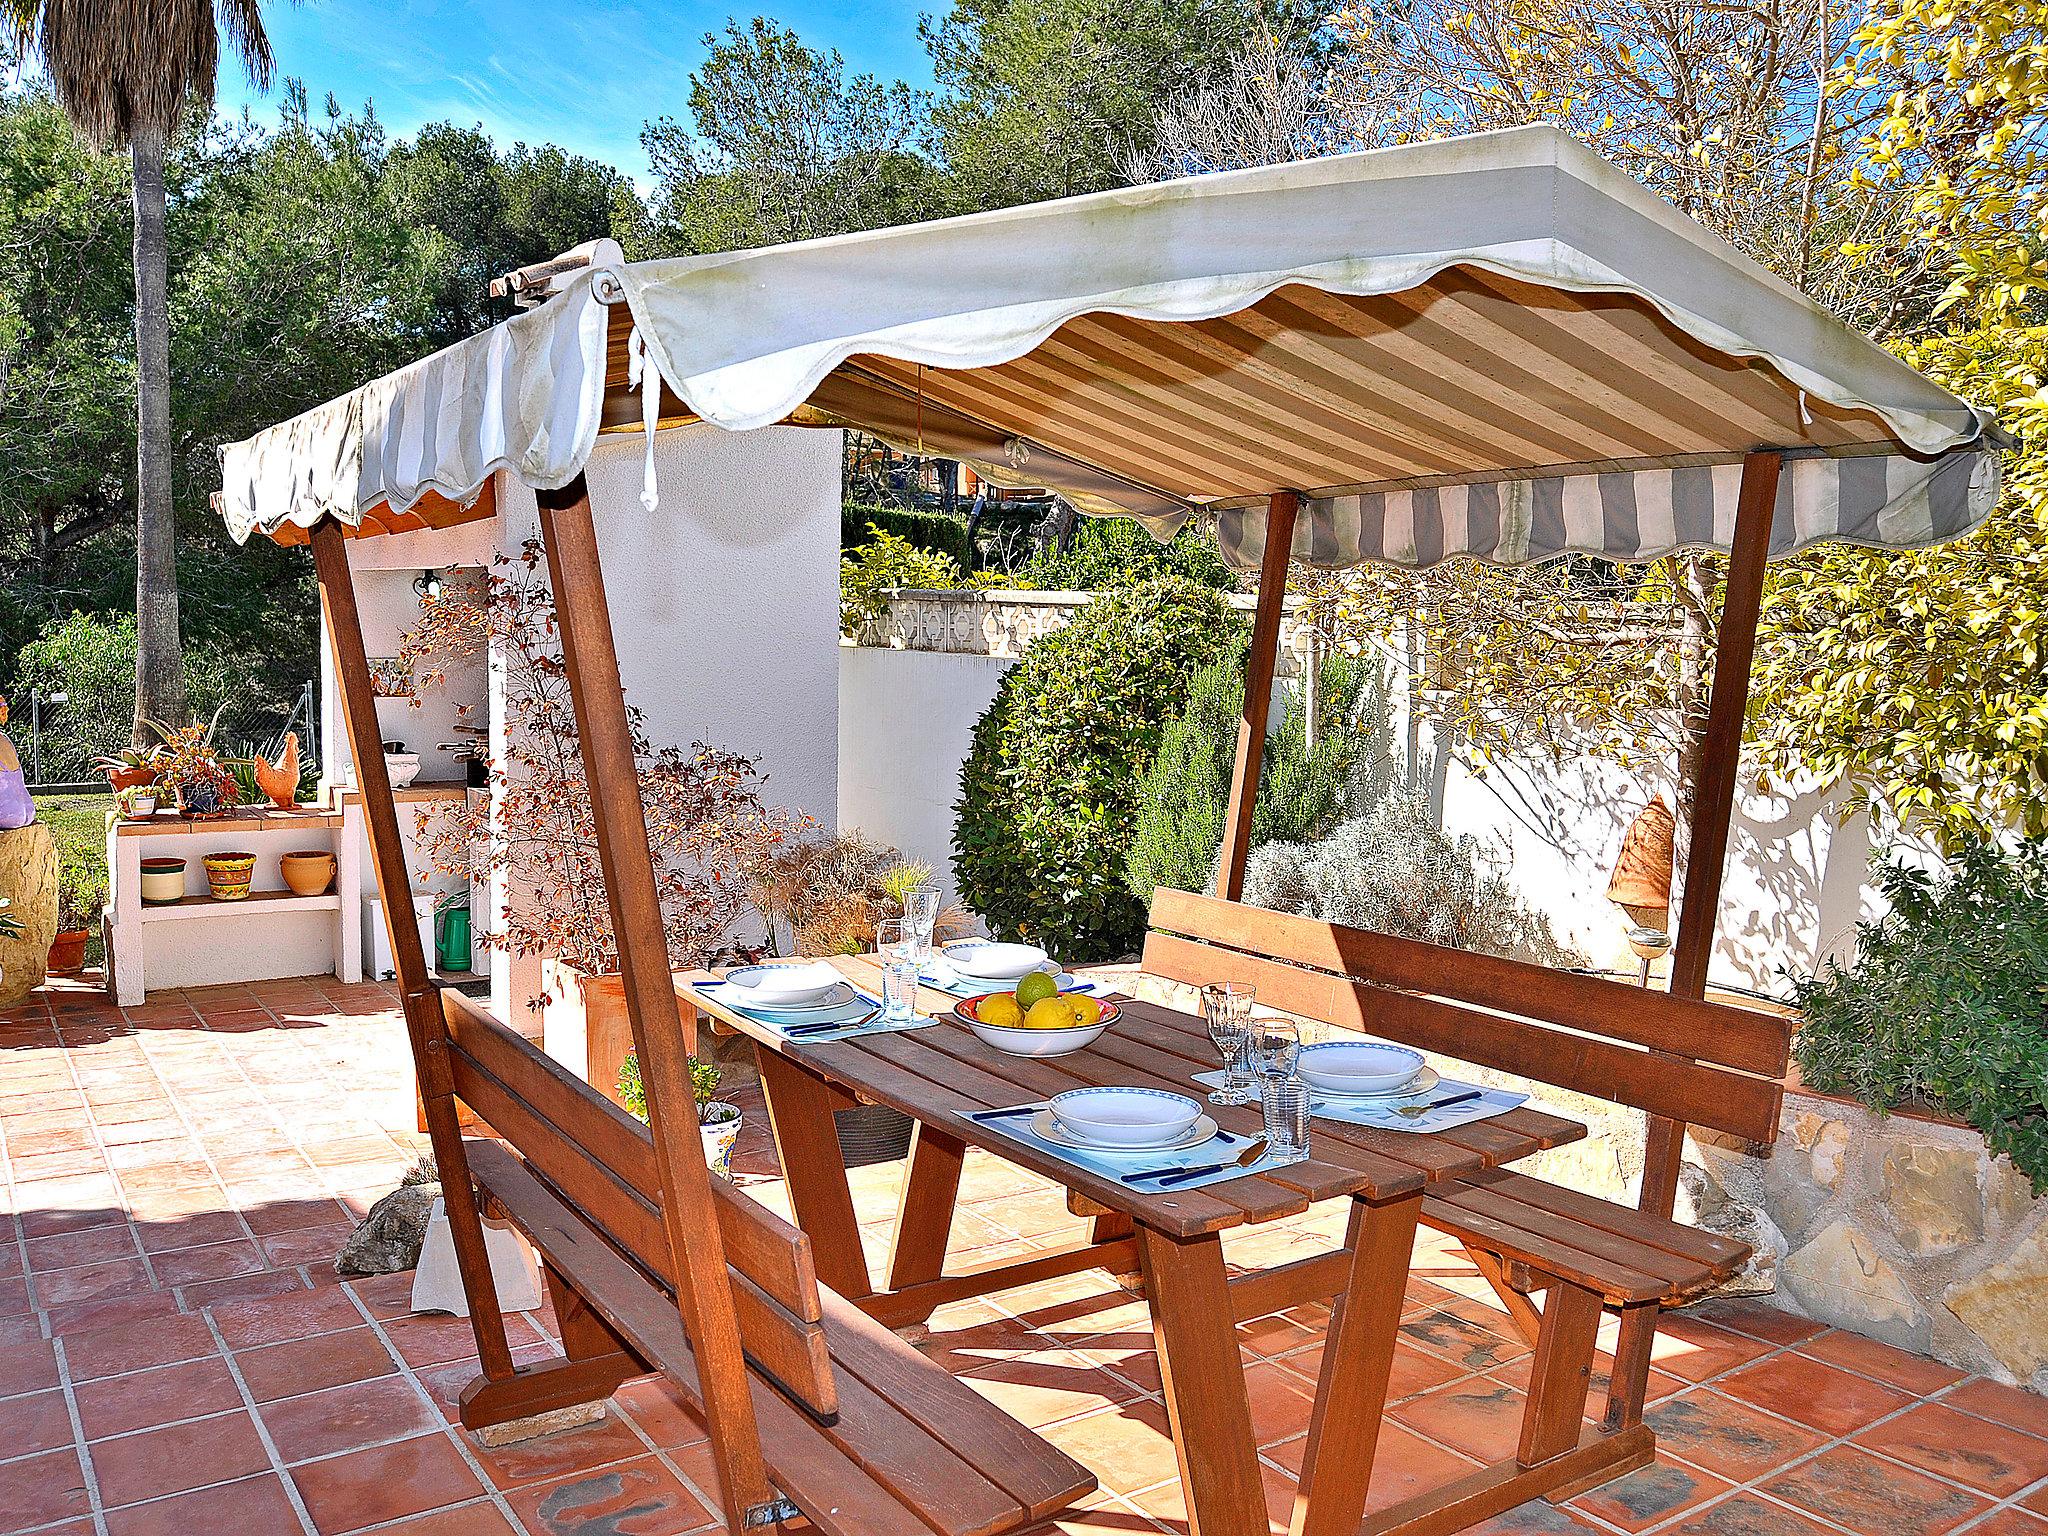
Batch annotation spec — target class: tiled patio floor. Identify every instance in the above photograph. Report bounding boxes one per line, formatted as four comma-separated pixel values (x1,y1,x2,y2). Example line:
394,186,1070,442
4,978,2046,1536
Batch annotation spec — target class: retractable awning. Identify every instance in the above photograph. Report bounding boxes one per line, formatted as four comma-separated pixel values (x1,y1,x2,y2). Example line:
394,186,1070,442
217,123,2003,567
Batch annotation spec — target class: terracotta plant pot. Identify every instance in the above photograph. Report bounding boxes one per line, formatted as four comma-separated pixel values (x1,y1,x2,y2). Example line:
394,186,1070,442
280,849,336,897
202,851,257,902
47,929,87,975
139,857,187,905
105,765,156,792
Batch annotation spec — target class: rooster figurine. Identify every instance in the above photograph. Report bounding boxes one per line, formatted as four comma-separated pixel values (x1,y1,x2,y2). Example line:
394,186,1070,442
253,732,301,809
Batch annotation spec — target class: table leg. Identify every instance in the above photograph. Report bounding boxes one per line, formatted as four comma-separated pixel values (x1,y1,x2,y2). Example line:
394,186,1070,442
1138,1225,1268,1536
1291,1191,1422,1536
756,1050,873,1298
888,1121,965,1290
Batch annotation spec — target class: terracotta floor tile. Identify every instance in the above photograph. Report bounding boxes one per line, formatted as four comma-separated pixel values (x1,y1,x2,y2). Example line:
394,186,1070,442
1761,1444,1992,1536
1268,1418,1483,1517
1947,1378,2048,1440
384,1312,506,1369
178,1265,309,1312
1966,1510,2048,1536
1717,1349,1918,1435
1568,1455,1734,1533
43,1288,181,1339
0,1387,75,1458
32,1256,153,1308
1648,1316,1775,1383
60,1311,218,1380
236,1325,397,1402
0,1445,91,1532
1400,1308,1524,1372
1854,1401,2048,1497
1796,1331,1967,1394
100,1473,303,1536
1127,1457,1297,1533
1391,1377,1528,1463
1042,1399,1182,1496
91,1409,272,1508
1661,1491,1849,1535
24,1225,141,1271
613,1376,707,1450
1644,1390,1829,1482
73,1353,244,1439
261,1373,444,1464
506,1452,720,1534
467,1413,652,1488
378,1503,523,1535
289,1431,486,1535
210,1282,366,1348
257,1224,352,1269
0,1339,60,1397
133,1210,250,1256
964,1349,1146,1430
148,1239,268,1288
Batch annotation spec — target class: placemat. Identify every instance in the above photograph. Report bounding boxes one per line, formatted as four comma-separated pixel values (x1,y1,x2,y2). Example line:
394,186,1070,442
962,1102,1303,1191
1191,1070,1528,1133
684,982,936,1044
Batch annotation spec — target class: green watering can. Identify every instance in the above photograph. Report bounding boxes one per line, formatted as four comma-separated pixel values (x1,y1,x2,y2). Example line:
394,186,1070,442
436,904,472,973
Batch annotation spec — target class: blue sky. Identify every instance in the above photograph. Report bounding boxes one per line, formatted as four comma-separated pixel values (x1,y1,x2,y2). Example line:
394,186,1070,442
214,0,937,181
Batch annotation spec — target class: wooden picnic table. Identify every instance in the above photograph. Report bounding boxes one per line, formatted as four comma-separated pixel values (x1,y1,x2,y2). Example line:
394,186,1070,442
687,956,1589,1536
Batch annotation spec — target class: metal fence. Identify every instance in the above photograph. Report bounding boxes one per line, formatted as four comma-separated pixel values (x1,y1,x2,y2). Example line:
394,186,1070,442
21,680,320,794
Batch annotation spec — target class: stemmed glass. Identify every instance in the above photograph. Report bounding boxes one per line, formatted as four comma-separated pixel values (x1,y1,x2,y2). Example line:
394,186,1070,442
1202,982,1256,1105
903,885,941,969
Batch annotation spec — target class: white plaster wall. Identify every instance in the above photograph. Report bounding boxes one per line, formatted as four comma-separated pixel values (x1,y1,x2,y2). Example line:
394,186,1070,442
838,644,1015,913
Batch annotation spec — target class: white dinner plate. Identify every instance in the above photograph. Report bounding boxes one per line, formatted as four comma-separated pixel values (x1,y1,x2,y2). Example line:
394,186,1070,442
722,961,844,1006
944,940,1052,980
717,981,857,1016
1309,1066,1442,1103
1030,1110,1220,1156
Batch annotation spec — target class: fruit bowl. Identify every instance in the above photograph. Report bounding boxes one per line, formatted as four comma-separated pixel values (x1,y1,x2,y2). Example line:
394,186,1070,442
957,992,1119,1058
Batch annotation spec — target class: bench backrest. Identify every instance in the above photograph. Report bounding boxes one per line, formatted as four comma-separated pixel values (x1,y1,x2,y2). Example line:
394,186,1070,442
439,987,838,1419
1143,888,1791,1154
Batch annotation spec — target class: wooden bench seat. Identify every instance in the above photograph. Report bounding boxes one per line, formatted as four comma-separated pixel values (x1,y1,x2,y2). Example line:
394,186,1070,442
1142,888,1793,1431
442,989,1094,1536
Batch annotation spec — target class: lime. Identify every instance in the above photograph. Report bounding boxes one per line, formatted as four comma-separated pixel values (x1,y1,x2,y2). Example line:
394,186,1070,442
1014,971,1059,1009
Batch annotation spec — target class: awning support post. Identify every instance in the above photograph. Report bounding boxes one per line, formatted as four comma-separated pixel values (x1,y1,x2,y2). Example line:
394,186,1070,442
1217,490,1300,902
310,520,516,1384
535,475,777,1532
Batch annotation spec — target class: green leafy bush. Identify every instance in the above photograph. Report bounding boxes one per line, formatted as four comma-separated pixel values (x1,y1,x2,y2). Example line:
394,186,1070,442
1015,515,1234,592
619,1052,724,1124
36,793,110,961
954,577,1240,960
1791,841,2048,1191
841,503,975,569
1127,640,1391,900
839,527,966,636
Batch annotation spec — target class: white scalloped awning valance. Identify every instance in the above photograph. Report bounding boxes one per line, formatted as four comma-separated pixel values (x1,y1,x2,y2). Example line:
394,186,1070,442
218,124,2003,566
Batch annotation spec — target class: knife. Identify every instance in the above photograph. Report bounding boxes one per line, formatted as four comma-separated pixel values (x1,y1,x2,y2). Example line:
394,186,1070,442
783,1007,879,1037
1395,1088,1485,1118
1141,1157,1254,1187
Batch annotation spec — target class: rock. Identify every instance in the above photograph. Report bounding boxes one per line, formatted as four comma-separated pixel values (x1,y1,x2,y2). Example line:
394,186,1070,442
335,1182,441,1276
1804,1116,1853,1191
1984,1157,2040,1236
1945,1221,2048,1384
1881,1142,1984,1257
0,822,58,1008
1681,1163,1785,1297
1780,1218,1929,1350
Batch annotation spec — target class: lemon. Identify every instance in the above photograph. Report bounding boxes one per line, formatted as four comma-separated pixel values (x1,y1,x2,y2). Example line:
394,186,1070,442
1024,997,1077,1030
1066,995,1103,1025
978,993,1024,1028
1014,971,1059,1009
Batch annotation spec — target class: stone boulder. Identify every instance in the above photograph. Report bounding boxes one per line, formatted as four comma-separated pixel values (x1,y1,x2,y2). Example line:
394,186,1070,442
0,822,58,1007
334,1155,441,1276
1945,1221,2048,1387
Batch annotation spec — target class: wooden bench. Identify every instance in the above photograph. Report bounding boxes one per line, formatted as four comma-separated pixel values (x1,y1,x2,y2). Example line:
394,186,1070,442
1143,888,1791,1431
439,987,1096,1536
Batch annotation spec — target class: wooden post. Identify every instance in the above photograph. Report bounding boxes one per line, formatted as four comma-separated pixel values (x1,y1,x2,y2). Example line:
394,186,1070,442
310,520,516,1385
1216,490,1300,902
535,476,780,1531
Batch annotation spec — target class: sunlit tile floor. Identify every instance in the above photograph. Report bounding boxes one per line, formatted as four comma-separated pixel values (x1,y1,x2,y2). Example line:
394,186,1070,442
3,976,2045,1536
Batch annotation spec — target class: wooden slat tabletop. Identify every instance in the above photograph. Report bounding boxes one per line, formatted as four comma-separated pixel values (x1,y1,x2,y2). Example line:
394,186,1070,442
681,958,1585,1241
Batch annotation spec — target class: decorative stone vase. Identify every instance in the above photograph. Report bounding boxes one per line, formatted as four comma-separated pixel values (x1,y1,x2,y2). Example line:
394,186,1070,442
280,849,336,896
139,857,187,904
699,1101,743,1178
46,928,87,975
202,851,257,901
0,822,58,1007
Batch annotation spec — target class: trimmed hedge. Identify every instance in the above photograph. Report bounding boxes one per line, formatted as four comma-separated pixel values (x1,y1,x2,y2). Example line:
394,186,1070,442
953,577,1241,961
841,503,974,569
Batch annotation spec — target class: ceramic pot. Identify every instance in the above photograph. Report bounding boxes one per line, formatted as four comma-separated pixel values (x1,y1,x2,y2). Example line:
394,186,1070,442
105,764,156,792
280,849,336,897
139,857,187,904
176,778,223,817
117,786,159,819
384,752,422,790
699,1102,742,1178
47,929,87,974
202,851,257,901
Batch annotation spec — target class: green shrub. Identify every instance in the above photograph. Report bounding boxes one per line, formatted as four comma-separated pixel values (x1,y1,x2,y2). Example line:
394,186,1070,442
36,793,110,963
1015,515,1235,592
618,1052,723,1124
1126,640,1390,901
953,577,1240,961
1791,841,2048,1191
839,527,966,636
841,503,975,568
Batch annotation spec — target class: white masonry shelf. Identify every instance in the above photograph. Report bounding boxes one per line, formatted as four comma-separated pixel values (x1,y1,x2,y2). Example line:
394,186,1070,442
139,889,344,923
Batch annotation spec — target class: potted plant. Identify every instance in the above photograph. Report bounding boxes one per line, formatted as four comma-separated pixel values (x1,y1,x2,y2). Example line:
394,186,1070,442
146,717,243,818
96,745,165,793
114,782,159,819
619,1051,743,1176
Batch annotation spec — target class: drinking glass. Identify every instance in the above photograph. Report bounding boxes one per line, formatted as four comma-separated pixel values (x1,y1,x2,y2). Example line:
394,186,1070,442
1260,1074,1311,1160
876,919,920,1023
1248,1015,1302,1082
1202,982,1256,1105
903,885,941,964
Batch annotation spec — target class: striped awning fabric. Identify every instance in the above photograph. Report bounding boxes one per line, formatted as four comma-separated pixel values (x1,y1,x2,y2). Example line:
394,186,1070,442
218,125,2004,566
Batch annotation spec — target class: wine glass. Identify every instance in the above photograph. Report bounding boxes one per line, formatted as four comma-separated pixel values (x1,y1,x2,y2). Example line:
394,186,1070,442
1201,982,1256,1104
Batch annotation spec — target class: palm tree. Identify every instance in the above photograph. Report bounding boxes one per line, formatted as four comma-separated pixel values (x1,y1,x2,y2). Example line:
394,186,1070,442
5,0,274,737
